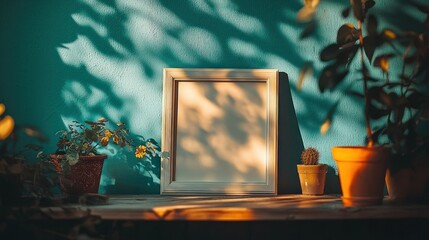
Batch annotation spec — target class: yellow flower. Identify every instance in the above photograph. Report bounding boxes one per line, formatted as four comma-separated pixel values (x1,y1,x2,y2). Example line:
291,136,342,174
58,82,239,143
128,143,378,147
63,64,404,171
383,29,396,40
113,135,119,144
135,145,147,158
320,119,331,135
0,115,14,140
104,129,112,138
0,103,5,116
100,136,109,146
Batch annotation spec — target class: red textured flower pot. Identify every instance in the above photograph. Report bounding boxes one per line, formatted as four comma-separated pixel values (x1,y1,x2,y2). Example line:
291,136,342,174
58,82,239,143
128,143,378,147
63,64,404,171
50,154,107,195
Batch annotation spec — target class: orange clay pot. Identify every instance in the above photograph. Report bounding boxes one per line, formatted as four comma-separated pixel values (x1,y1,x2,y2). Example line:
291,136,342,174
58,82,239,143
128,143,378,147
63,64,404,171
385,156,429,203
297,164,328,195
332,146,389,207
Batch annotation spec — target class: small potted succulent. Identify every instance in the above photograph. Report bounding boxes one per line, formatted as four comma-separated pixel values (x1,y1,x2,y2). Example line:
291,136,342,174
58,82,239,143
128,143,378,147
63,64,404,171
297,147,328,195
51,118,152,195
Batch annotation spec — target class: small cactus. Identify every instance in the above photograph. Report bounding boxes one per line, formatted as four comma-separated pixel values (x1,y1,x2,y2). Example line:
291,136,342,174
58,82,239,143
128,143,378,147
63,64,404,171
301,147,319,165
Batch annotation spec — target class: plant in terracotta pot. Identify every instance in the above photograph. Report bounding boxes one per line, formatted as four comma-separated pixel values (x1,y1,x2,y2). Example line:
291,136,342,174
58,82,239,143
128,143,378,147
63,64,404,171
309,0,429,206
313,0,394,207
297,147,328,195
366,3,429,202
50,118,141,195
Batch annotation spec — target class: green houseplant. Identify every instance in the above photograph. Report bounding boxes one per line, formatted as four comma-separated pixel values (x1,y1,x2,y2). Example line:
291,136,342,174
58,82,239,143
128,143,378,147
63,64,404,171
310,0,429,205
51,118,156,195
297,147,328,195
0,103,57,206
371,3,429,201
314,0,391,207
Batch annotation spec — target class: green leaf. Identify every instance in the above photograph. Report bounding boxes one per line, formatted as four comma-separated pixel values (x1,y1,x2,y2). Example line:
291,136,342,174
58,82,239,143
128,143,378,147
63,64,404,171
414,2,429,14
407,91,426,109
364,0,375,12
394,106,405,124
342,7,351,18
25,144,43,151
320,44,340,62
336,44,359,65
368,126,385,145
368,87,394,108
345,90,364,98
300,21,316,39
65,152,79,166
84,129,98,142
369,104,390,119
318,64,349,92
297,62,313,91
336,24,359,46
21,126,48,142
363,36,377,63
350,0,364,21
404,55,417,64
367,15,378,36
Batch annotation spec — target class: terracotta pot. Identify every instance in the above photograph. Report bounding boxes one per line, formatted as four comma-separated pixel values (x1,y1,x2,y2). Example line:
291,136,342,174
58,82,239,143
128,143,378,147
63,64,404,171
297,164,328,195
332,146,389,207
385,157,429,203
50,154,107,195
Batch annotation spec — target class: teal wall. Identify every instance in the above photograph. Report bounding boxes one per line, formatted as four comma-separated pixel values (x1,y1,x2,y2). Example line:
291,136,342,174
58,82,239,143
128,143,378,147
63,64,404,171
0,0,423,194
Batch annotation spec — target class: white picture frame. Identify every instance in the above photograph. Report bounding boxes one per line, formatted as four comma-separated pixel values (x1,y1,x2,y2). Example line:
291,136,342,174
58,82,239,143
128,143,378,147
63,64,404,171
161,68,278,195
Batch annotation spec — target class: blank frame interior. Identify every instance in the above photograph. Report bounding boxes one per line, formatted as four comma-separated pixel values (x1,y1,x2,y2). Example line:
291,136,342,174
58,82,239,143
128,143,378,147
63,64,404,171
161,68,278,195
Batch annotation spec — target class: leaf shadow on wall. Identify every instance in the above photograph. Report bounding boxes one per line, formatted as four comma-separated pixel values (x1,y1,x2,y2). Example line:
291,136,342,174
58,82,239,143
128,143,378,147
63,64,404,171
0,0,159,193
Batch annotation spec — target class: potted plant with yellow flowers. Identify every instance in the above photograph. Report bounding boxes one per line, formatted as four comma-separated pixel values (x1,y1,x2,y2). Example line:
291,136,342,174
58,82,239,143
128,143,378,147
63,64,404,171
50,118,156,195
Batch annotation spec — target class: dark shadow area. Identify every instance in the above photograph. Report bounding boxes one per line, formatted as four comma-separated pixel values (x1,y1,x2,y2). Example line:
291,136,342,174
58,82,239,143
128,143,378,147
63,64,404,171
278,72,341,194
278,72,303,193
1,219,428,240
0,0,79,149
325,166,341,194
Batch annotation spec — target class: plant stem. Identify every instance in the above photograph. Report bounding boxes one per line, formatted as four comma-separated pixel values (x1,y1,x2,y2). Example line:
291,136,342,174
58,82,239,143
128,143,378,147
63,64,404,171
358,20,374,147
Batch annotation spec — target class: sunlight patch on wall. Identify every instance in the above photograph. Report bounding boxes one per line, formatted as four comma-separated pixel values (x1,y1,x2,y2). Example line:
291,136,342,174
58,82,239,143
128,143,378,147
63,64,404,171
71,12,109,37
180,27,222,62
211,0,266,37
79,0,116,16
127,15,166,54
61,81,110,117
227,38,259,58
188,0,216,16
264,54,292,70
117,0,185,30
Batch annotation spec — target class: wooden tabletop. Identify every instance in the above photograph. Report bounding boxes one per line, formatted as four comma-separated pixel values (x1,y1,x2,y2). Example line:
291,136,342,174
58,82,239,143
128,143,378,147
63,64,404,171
39,194,429,221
